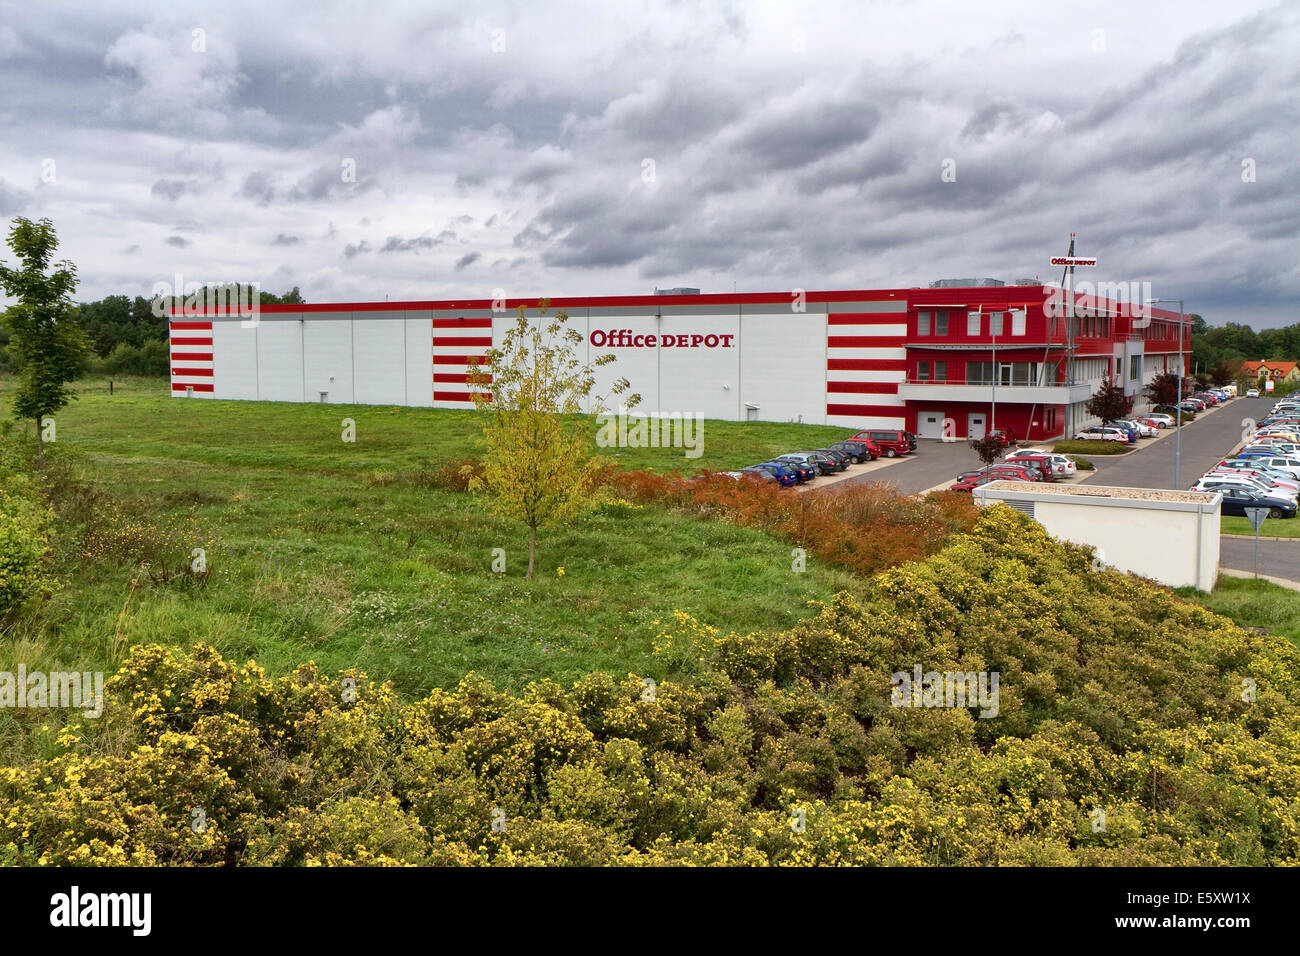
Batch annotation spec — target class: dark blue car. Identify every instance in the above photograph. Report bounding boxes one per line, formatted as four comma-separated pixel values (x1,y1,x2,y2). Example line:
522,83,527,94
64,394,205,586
1199,484,1297,519
746,464,799,487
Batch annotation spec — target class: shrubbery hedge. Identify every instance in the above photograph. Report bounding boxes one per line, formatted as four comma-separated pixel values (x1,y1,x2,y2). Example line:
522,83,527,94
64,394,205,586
4,506,1296,866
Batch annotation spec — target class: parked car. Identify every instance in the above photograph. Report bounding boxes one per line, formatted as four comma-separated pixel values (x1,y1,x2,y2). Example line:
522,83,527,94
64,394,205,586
743,464,797,487
1104,420,1143,441
955,464,1044,483
1074,426,1130,443
1123,419,1159,437
1215,460,1300,487
1240,443,1300,459
950,472,1036,493
1194,485,1297,519
1193,475,1298,500
1006,450,1075,478
816,448,852,471
991,452,1058,480
829,439,876,463
987,427,1018,448
903,431,918,451
1152,404,1186,418
1136,414,1171,429
1246,388,1260,397
1223,455,1300,480
1203,467,1299,495
808,450,848,473
849,429,911,458
770,456,819,481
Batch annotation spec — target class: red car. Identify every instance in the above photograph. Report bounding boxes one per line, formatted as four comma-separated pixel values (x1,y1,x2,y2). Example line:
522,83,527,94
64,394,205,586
987,427,1018,448
950,469,1037,492
849,429,911,458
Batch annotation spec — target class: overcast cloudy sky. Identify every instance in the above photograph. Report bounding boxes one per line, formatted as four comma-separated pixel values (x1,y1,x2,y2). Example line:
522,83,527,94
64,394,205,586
1,0,1297,325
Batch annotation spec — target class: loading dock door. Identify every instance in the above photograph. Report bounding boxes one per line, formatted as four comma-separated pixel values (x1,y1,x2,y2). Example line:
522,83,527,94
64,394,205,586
968,413,987,439
918,410,946,439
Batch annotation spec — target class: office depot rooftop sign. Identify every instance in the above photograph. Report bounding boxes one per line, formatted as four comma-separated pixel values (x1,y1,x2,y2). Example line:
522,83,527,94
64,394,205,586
589,329,735,348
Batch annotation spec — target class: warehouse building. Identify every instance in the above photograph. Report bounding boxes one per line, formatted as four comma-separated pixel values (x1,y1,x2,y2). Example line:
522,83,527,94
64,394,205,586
169,283,1188,442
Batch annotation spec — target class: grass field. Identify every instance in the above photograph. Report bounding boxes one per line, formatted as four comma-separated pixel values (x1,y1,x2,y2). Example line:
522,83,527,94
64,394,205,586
0,376,866,699
1222,514,1300,537
1177,576,1300,648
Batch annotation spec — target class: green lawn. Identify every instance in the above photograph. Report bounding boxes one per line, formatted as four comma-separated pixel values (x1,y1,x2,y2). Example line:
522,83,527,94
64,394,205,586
2,376,866,698
1222,515,1300,537
1176,576,1300,648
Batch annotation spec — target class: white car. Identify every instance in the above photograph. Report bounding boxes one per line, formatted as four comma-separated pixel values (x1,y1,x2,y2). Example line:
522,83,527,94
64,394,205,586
1121,419,1158,438
1007,450,1076,477
1143,413,1175,427
1194,474,1299,500
1237,456,1300,480
1074,426,1129,443
1247,388,1260,397
1203,468,1300,495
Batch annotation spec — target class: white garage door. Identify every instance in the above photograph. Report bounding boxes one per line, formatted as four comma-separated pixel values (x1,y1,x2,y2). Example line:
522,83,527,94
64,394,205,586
917,410,946,439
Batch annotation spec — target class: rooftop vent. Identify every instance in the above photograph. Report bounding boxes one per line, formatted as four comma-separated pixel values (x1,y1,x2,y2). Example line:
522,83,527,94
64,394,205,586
928,278,1005,288
655,287,701,295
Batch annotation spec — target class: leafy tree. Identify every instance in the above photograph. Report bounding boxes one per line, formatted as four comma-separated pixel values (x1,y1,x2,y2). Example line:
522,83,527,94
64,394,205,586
0,218,88,470
1144,371,1181,406
467,302,638,578
968,433,1003,467
1085,376,1133,424
1210,361,1234,387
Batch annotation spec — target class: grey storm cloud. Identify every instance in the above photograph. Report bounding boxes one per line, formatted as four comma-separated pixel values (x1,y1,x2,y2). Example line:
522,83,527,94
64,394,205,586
1,1,1298,326
380,235,437,253
150,179,195,201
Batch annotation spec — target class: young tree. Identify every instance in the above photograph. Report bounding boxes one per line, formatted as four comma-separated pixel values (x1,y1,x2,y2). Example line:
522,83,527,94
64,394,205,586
1209,361,1234,387
467,302,639,578
1143,371,1181,406
968,433,1003,468
1086,376,1133,424
0,218,88,470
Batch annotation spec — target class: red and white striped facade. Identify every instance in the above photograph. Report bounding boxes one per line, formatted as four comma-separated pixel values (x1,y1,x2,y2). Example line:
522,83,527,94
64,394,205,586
170,287,1186,441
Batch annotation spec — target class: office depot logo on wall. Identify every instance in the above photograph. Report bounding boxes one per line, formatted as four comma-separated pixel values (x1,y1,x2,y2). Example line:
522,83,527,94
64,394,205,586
589,329,736,349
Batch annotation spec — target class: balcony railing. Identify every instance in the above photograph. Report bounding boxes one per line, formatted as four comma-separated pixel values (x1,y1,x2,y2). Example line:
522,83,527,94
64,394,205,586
904,376,1061,387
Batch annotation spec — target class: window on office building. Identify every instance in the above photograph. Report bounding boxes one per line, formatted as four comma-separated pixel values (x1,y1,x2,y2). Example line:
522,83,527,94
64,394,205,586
917,362,930,382
1011,309,1026,336
967,311,980,336
1131,355,1141,380
988,311,1003,336
934,361,947,382
918,311,931,335
935,310,949,335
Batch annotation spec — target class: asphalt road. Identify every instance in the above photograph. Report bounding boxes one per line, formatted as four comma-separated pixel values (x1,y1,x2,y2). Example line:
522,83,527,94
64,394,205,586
1080,394,1276,491
1220,536,1300,580
826,439,982,496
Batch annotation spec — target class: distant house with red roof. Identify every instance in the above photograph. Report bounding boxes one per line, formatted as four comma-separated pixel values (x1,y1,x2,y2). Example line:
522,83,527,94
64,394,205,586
1240,360,1300,384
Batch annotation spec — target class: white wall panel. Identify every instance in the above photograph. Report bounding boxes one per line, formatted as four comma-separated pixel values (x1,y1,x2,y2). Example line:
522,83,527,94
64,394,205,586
740,312,828,423
303,315,355,404
353,318,407,405
405,313,433,407
257,318,304,402
212,320,259,400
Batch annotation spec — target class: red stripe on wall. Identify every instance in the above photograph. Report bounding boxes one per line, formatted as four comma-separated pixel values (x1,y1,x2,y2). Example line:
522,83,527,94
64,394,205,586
827,358,908,371
433,373,492,384
171,367,214,377
171,382,215,392
826,381,899,394
434,390,491,402
828,313,907,325
169,321,213,331
826,403,907,418
432,354,491,365
170,352,213,362
433,336,493,348
170,336,213,346
432,318,493,329
827,335,906,349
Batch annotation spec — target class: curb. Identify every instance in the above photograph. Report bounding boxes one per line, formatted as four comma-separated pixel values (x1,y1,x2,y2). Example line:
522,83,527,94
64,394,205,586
1221,533,1300,543
1218,567,1300,592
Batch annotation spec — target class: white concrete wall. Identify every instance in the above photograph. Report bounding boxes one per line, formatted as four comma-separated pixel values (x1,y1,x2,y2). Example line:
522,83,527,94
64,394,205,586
975,487,1220,590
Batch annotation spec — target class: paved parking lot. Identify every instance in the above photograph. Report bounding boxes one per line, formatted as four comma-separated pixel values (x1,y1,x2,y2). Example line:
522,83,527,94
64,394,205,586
820,439,979,496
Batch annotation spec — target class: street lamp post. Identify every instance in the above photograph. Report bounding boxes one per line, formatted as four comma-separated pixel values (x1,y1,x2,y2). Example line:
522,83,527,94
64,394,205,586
1147,298,1185,489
